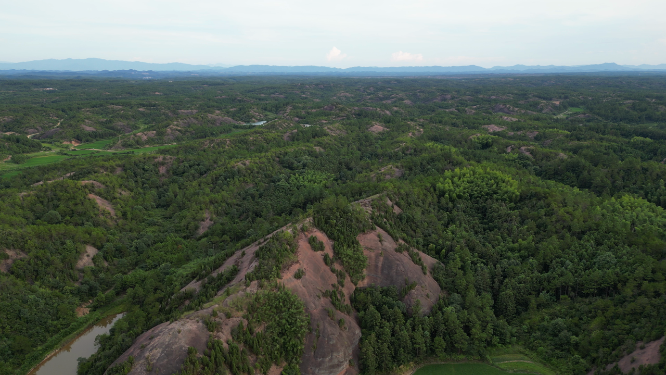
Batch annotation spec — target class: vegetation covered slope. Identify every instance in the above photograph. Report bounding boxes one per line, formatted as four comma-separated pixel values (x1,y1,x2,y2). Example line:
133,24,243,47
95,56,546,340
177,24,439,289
0,75,665,375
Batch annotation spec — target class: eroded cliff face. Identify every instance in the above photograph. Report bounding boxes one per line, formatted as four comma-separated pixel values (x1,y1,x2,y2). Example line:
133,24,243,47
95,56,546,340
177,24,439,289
109,209,443,375
111,319,209,375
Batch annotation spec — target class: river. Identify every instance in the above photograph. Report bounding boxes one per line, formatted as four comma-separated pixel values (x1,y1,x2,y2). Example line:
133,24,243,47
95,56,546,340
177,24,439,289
28,313,124,375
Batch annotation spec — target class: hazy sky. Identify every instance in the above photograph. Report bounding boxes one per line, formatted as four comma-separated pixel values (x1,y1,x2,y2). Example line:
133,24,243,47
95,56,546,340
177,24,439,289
2,0,665,67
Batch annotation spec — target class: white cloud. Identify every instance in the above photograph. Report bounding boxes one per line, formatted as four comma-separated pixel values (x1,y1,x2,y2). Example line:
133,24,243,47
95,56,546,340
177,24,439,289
326,47,347,61
391,51,423,62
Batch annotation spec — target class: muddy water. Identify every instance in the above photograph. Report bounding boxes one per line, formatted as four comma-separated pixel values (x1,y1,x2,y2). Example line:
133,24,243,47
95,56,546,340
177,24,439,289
28,313,124,375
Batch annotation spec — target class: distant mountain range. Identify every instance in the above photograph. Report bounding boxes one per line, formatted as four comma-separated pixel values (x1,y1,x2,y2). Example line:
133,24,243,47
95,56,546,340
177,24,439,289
1,58,666,75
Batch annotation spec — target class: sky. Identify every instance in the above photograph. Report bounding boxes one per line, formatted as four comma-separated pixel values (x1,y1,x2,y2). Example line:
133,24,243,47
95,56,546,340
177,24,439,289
2,0,665,68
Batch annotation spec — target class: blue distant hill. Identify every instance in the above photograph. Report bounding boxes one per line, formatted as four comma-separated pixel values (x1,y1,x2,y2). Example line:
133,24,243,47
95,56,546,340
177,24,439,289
0,58,665,75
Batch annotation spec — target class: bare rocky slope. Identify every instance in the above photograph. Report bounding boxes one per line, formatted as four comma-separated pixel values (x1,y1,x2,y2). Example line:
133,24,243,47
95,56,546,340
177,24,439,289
110,200,443,375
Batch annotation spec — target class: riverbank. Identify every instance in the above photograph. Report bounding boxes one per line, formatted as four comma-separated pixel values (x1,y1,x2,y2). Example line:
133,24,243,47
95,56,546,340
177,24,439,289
18,303,125,375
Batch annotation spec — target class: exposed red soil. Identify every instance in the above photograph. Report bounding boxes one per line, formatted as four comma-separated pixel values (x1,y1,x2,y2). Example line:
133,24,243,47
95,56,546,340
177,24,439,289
196,210,213,237
134,131,156,141
110,318,210,375
62,140,82,146
155,155,175,175
207,114,239,125
325,126,346,136
614,337,664,373
525,131,539,139
115,121,133,133
482,124,506,133
87,194,116,217
373,165,404,180
76,245,99,269
284,129,298,141
519,146,533,158
408,127,424,137
126,210,442,375
368,124,388,133
75,300,92,317
178,110,198,115
0,249,27,273
357,228,441,314
492,104,518,114
282,229,361,375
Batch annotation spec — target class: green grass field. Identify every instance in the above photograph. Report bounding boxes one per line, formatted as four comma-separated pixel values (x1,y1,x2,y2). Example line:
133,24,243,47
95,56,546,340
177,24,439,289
490,350,556,375
496,361,555,375
75,139,114,150
0,154,69,171
65,150,115,156
568,107,585,113
414,364,513,375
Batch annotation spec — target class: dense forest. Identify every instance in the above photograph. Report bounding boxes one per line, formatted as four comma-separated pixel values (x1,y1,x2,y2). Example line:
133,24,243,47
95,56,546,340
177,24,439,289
0,75,665,375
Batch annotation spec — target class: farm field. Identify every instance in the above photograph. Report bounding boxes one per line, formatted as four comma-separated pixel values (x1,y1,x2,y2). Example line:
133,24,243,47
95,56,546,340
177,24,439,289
413,364,514,375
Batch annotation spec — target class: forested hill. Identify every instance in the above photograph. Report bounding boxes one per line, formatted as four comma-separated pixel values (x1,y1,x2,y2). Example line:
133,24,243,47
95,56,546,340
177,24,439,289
0,76,665,375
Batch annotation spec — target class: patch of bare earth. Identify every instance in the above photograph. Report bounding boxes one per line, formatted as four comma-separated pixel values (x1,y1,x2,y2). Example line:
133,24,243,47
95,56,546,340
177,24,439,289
81,124,96,131
76,245,105,269
284,129,298,141
87,194,116,217
466,108,476,115
519,146,533,158
207,114,239,126
134,131,156,141
178,110,198,115
492,104,519,114
501,116,519,122
62,140,81,146
357,228,441,314
114,122,132,133
325,126,346,136
590,337,665,375
110,319,210,375
368,123,388,133
76,301,92,317
127,212,442,375
282,229,361,375
1,249,27,273
482,124,506,133
155,155,175,175
197,211,213,237
615,337,665,373
408,127,423,137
